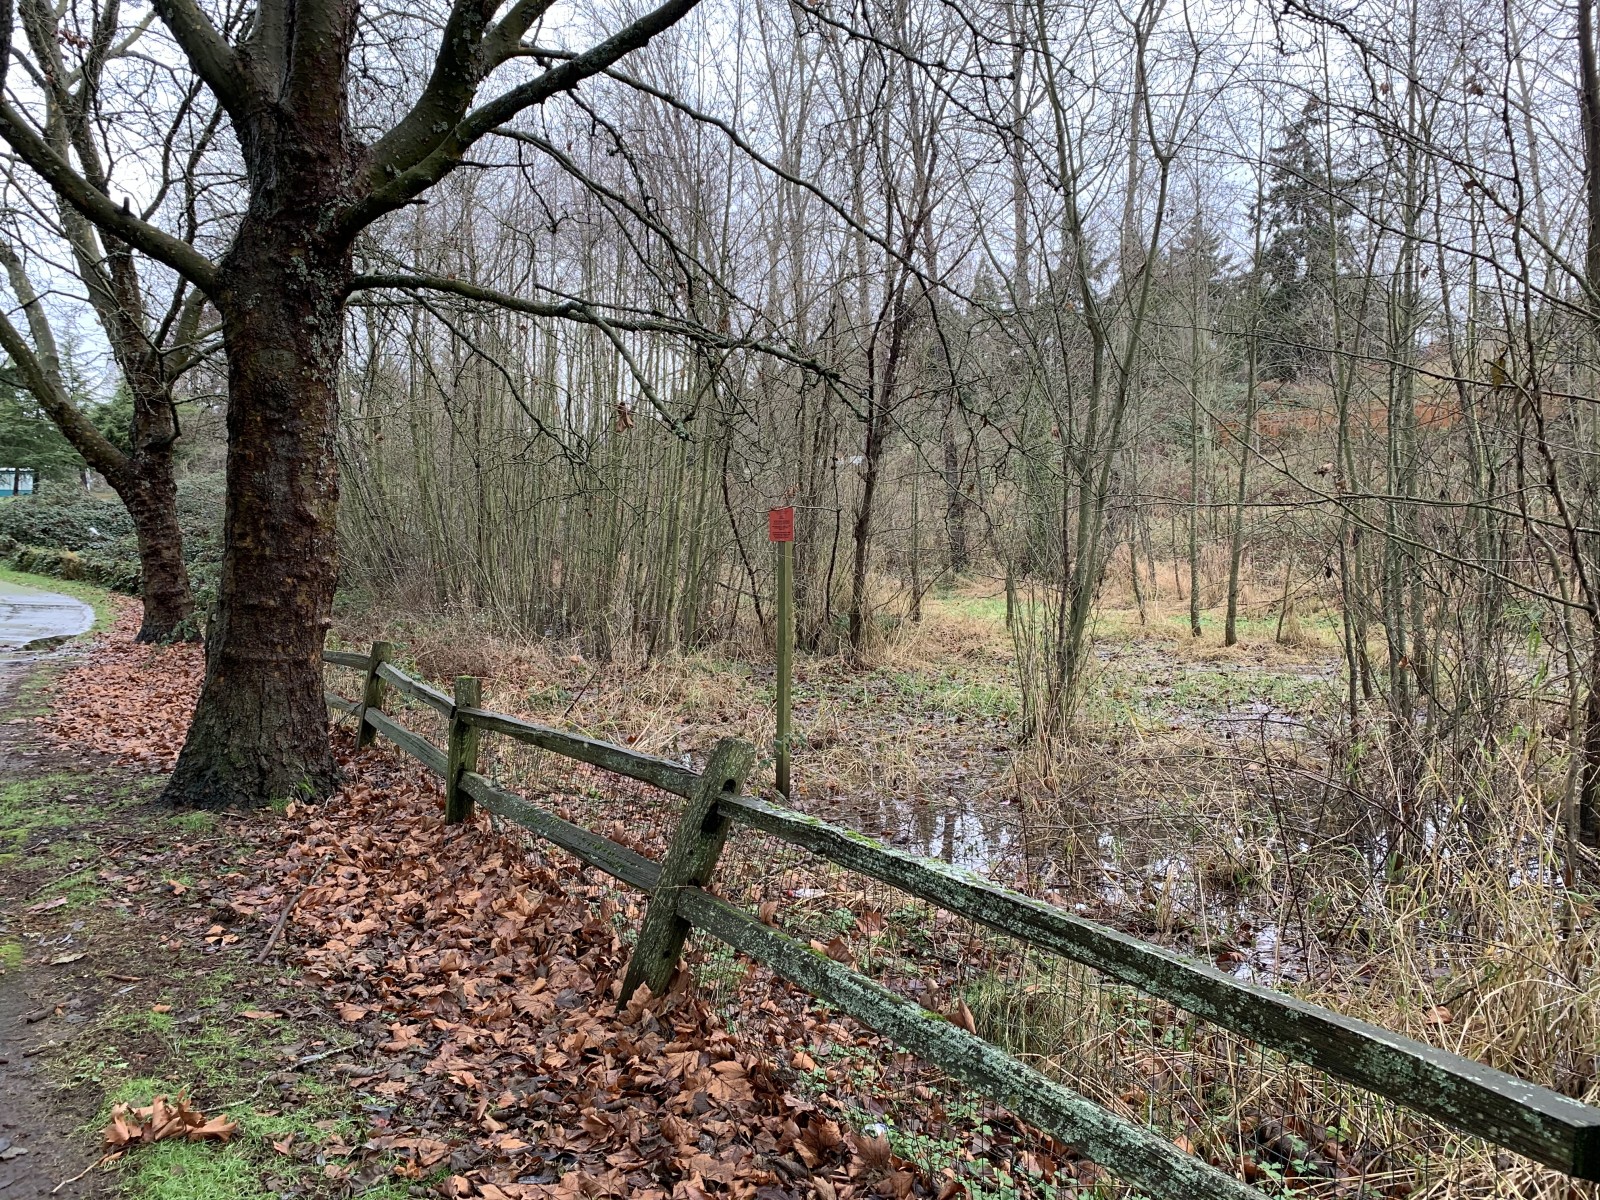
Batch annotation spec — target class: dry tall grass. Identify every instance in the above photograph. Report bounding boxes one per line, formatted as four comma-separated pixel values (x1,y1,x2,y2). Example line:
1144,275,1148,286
330,575,1599,1197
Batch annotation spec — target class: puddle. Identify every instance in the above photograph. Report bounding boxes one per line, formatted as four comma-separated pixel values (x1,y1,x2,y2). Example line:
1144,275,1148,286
0,578,94,651
1203,700,1310,740
777,631,1582,995
808,790,1026,875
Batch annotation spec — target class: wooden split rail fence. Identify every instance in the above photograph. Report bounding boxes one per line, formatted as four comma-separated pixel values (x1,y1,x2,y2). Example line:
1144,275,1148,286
324,641,1600,1198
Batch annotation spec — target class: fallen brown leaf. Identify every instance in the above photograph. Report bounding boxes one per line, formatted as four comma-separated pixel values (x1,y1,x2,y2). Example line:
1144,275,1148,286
102,1094,237,1150
950,997,977,1035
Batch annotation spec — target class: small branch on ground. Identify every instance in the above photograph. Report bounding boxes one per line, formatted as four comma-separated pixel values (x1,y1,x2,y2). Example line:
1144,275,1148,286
50,1160,101,1194
295,1043,362,1067
251,861,327,964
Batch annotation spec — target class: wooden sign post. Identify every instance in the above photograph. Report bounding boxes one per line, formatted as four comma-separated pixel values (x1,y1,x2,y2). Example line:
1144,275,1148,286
769,507,795,798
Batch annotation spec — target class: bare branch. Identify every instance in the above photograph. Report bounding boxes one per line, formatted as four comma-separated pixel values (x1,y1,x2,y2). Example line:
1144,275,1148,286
0,242,127,477
348,269,844,383
147,0,255,122
348,0,702,230
0,99,220,294
366,0,560,183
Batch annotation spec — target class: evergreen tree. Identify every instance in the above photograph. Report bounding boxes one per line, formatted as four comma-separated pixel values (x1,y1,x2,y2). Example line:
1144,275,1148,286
1255,98,1355,380
88,383,135,458
0,366,84,487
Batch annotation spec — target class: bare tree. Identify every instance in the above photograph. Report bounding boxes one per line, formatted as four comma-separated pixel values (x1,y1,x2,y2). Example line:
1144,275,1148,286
0,0,219,641
1,0,726,805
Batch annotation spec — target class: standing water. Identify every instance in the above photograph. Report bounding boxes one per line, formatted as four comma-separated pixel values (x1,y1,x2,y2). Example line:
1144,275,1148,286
0,578,94,650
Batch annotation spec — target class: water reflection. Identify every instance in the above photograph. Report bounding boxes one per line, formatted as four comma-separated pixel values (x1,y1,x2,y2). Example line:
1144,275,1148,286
809,789,1024,874
0,578,94,651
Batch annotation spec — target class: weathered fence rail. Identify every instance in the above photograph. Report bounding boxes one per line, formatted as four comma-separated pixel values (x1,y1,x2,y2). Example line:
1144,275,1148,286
323,642,1600,1197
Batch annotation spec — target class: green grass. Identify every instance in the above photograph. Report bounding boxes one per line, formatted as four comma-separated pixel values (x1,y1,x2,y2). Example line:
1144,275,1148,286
0,563,117,631
167,812,218,835
0,772,158,868
931,586,1343,649
0,646,402,1199
32,865,107,908
1092,604,1343,651
49,922,402,1199
831,1098,1068,1200
931,591,1010,624
1077,660,1332,729
113,1134,281,1200
86,974,388,1200
104,1083,410,1200
0,772,89,863
6,656,63,719
883,668,1019,722
120,1007,178,1037
693,939,748,995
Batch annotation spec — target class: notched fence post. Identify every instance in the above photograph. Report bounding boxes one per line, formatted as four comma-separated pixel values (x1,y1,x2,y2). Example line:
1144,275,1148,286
446,676,481,824
620,736,756,1003
356,640,395,749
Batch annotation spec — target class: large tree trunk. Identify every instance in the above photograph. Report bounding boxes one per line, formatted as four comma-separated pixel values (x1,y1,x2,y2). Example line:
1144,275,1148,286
162,218,348,808
120,341,197,643
0,0,707,813
118,304,198,643
120,467,195,643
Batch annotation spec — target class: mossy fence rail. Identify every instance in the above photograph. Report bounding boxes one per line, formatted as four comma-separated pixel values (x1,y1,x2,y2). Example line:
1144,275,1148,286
324,641,1600,1198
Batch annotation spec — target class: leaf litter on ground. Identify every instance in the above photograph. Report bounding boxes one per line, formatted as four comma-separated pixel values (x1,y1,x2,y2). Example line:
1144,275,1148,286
43,618,1095,1200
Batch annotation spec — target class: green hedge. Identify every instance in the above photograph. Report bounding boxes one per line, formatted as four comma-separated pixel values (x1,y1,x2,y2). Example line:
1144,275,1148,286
0,491,131,551
0,537,142,593
0,476,223,605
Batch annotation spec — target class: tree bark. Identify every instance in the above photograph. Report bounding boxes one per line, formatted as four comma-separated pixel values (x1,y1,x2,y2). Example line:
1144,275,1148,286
942,403,969,574
1580,0,1600,298
1,0,710,810
115,324,198,643
1577,0,1600,847
118,466,195,643
0,241,197,642
847,414,887,655
162,217,348,807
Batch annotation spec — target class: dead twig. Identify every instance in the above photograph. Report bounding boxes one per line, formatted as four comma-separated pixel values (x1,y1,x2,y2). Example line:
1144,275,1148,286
295,1042,361,1067
251,861,327,964
50,1159,102,1194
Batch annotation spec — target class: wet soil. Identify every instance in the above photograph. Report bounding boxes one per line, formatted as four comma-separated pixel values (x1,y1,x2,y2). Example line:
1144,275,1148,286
0,653,104,1197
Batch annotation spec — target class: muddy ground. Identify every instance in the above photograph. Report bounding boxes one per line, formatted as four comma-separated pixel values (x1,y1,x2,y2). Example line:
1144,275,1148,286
0,650,104,1197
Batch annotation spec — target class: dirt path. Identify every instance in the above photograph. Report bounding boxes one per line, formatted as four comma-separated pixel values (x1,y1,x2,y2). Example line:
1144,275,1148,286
0,651,102,1197
0,582,94,652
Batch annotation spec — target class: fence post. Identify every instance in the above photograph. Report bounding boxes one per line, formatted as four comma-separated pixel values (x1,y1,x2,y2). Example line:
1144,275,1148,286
355,641,394,749
621,736,755,1003
445,676,481,824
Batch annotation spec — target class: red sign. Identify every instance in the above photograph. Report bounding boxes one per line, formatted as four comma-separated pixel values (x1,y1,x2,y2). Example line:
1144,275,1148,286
768,507,795,542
